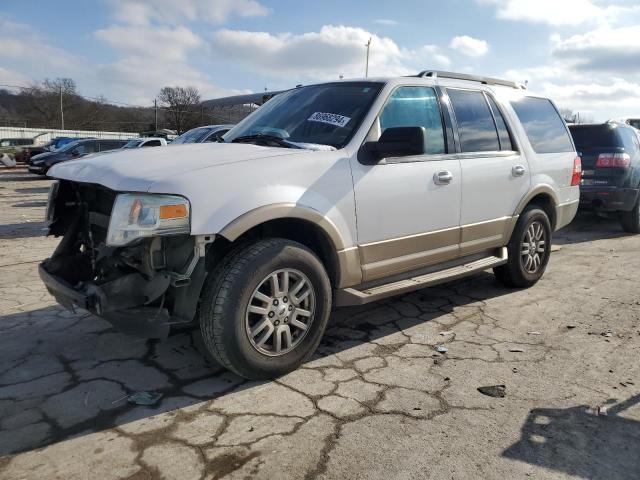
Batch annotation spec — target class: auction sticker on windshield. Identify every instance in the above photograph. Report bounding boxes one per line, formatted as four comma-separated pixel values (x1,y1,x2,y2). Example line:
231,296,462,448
308,112,351,127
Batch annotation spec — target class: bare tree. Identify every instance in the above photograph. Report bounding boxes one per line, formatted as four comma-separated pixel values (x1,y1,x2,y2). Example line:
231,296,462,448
559,107,594,124
24,78,77,127
158,86,201,134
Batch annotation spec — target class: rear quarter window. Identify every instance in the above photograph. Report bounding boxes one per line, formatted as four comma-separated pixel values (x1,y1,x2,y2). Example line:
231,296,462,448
510,97,574,154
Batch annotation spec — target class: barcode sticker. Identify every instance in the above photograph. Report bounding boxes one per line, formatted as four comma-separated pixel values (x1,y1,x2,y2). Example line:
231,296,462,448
307,112,351,127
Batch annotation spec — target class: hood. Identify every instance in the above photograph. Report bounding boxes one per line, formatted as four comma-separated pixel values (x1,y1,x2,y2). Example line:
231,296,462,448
31,150,62,164
48,143,302,192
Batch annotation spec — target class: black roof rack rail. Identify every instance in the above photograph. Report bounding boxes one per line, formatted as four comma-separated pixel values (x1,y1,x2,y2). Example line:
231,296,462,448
416,70,525,89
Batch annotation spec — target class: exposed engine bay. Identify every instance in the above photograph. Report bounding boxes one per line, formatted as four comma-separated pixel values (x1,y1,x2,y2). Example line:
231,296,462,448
39,180,210,338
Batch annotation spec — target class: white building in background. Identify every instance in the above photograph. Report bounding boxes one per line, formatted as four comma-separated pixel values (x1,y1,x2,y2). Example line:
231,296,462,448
0,127,138,145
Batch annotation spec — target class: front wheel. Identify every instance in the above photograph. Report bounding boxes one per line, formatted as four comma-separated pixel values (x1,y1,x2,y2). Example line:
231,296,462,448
494,207,552,288
620,194,640,234
199,238,332,379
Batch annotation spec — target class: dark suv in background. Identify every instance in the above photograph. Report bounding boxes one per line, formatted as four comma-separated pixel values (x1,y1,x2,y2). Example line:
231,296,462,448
29,138,128,175
569,121,640,233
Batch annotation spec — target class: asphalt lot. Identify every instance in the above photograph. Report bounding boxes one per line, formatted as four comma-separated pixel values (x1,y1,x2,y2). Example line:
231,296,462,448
0,168,639,480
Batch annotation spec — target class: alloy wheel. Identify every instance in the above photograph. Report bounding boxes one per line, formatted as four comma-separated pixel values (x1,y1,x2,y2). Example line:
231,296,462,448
245,268,316,356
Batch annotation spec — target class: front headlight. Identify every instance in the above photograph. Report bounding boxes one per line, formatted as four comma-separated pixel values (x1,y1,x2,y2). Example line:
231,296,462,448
106,193,190,246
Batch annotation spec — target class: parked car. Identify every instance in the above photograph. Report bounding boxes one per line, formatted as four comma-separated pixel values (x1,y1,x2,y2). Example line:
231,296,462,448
28,138,128,175
40,71,580,379
569,121,640,233
121,137,167,148
0,137,35,162
170,125,233,144
20,137,90,163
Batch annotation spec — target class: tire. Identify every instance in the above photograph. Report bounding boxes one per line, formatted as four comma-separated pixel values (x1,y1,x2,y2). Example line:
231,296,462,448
199,238,332,379
494,207,552,288
620,194,640,234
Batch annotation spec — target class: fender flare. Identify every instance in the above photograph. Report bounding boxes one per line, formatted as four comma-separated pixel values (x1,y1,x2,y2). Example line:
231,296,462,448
218,203,347,251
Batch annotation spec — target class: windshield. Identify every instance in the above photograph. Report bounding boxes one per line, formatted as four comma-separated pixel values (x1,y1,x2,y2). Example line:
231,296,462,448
122,139,142,149
171,127,213,144
58,140,84,153
224,82,383,149
627,119,640,129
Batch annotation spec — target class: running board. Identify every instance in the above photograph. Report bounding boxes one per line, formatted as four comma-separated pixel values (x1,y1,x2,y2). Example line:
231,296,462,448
335,247,508,306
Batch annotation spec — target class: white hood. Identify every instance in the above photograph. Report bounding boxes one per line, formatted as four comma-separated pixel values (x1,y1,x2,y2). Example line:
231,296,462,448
48,143,300,192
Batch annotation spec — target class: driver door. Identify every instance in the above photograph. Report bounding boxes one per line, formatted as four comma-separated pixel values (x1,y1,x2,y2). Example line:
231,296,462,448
351,86,461,282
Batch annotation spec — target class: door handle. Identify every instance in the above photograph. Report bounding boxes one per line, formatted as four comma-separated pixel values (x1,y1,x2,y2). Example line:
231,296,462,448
434,170,454,185
512,165,526,177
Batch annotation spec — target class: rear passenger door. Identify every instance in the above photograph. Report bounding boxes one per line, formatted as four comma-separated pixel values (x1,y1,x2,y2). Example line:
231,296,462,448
446,88,529,255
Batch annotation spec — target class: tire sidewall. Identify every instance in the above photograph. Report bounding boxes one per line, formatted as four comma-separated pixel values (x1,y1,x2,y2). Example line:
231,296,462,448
210,241,331,378
512,208,552,283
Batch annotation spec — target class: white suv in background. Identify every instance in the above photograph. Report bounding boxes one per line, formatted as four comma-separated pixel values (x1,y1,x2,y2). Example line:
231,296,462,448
40,70,580,379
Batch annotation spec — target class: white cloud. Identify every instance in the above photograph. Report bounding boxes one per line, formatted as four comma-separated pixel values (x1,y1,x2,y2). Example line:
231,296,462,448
542,79,640,113
551,26,640,73
0,19,81,75
449,35,489,57
109,0,268,25
95,25,202,61
211,25,450,80
93,57,244,105
373,19,399,26
478,0,636,26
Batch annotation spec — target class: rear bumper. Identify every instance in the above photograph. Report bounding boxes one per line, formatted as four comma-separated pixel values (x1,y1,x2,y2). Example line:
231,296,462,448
38,261,173,338
579,186,639,212
555,199,579,231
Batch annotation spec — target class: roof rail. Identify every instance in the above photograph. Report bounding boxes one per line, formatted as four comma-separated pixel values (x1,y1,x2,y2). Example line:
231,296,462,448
416,70,525,89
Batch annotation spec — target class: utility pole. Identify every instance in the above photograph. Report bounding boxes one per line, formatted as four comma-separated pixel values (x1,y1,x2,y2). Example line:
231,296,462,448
365,37,372,77
154,99,158,131
59,85,65,130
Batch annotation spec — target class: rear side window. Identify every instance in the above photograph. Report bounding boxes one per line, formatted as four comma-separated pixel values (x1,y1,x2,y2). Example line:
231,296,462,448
447,89,500,152
486,96,513,151
619,127,640,155
510,97,574,153
379,86,446,154
143,140,162,147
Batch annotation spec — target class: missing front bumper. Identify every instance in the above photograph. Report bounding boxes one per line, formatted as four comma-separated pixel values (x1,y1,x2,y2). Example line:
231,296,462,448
39,262,173,338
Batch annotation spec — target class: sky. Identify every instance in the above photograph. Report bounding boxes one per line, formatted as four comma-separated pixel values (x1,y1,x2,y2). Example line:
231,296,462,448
1,0,640,120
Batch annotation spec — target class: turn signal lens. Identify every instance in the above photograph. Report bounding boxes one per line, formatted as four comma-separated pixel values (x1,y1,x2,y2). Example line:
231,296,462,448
159,204,188,219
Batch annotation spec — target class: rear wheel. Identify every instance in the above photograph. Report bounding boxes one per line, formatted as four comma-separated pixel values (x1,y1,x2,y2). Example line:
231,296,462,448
620,194,640,233
494,207,552,288
199,238,331,379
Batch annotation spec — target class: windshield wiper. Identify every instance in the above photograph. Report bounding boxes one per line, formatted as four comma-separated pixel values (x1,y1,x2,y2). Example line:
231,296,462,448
230,134,301,149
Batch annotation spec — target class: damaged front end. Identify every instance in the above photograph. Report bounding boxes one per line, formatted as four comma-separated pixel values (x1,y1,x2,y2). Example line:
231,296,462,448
39,180,211,338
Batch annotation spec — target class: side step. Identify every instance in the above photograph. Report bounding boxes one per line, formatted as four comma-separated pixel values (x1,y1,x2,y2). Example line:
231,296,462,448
335,247,508,306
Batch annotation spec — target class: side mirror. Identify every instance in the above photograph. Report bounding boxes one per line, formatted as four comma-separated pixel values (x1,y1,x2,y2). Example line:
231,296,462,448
366,127,426,161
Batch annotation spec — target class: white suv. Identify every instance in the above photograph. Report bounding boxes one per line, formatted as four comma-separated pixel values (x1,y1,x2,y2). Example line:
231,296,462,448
40,71,581,379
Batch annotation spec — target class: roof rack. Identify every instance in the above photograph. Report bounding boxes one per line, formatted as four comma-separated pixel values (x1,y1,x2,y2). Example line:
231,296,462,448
416,70,525,89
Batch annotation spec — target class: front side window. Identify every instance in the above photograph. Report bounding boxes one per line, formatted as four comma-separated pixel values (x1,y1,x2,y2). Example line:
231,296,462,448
378,86,446,155
510,97,574,154
447,89,500,153
225,82,383,149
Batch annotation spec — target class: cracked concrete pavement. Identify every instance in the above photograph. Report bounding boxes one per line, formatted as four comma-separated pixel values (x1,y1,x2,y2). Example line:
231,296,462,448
0,169,639,479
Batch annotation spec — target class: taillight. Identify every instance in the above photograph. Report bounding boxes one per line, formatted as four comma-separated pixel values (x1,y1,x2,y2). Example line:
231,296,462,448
571,156,582,186
596,153,631,168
